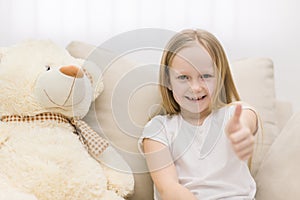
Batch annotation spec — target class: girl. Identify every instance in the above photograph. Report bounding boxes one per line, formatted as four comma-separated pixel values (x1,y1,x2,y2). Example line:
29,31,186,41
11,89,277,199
139,29,258,200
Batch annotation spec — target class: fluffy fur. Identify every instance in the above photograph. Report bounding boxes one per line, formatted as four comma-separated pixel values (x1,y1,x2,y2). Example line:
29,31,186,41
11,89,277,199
0,40,134,200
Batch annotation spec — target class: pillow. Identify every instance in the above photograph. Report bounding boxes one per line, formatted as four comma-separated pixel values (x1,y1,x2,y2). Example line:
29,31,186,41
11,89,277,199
231,58,279,176
254,112,300,200
66,41,158,200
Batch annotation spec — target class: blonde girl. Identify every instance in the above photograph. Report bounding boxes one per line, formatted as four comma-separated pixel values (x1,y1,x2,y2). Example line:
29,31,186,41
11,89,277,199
139,29,258,200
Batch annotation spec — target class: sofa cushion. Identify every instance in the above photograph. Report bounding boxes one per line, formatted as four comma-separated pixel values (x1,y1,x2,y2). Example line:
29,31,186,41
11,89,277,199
254,112,300,200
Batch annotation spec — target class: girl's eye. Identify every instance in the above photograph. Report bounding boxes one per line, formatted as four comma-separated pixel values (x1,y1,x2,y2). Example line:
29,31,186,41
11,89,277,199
201,74,213,79
177,75,189,80
45,65,51,71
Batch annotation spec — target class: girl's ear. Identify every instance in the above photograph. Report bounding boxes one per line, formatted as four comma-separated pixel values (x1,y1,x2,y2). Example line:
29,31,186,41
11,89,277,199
78,58,104,101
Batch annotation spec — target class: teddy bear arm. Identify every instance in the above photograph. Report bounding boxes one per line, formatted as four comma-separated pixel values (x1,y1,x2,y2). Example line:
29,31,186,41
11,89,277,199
102,165,134,198
97,146,135,198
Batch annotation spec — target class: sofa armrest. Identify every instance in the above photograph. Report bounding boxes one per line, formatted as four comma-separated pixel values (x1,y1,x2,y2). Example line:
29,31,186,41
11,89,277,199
275,101,293,131
254,112,300,200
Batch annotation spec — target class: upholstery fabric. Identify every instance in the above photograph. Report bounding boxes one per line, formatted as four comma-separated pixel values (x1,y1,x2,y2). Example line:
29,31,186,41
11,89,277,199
254,112,300,200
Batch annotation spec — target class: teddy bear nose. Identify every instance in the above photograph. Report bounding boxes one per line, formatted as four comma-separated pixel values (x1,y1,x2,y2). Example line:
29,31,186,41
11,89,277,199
60,65,84,78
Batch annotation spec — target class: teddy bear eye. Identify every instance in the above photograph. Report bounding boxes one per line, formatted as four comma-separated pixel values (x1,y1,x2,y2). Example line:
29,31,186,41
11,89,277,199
45,65,51,71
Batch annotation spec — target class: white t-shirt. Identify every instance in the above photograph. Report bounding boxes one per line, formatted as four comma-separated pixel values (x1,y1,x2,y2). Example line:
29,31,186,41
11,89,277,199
139,105,256,200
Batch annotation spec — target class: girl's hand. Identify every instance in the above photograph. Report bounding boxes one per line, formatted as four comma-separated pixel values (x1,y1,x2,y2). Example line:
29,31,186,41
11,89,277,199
225,104,255,161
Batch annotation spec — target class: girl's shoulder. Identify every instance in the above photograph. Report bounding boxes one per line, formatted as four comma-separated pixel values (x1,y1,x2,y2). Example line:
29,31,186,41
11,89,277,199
147,114,180,126
144,114,181,134
140,114,181,149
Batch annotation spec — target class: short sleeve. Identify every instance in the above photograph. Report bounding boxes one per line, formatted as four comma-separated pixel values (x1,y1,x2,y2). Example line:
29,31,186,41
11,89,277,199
138,115,169,155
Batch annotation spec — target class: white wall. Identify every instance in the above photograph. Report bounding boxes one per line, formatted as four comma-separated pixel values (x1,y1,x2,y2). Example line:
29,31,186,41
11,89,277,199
0,0,299,112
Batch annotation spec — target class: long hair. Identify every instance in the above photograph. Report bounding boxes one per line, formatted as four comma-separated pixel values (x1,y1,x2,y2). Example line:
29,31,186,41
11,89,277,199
159,29,240,115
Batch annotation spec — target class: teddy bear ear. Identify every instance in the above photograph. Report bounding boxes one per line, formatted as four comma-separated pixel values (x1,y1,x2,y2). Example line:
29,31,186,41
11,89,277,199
80,59,104,101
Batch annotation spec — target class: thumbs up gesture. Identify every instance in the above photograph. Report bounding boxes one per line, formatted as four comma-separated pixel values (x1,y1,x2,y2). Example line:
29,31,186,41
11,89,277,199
225,104,256,161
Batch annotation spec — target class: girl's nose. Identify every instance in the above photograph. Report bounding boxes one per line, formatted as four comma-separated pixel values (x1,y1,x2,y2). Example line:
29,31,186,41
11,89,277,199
60,65,84,78
190,79,205,92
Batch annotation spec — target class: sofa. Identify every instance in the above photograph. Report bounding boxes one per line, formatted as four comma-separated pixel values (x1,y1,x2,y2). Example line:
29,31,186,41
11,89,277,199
66,41,300,200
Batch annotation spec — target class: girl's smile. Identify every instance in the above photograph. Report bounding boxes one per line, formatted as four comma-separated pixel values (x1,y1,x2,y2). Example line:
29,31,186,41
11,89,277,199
185,95,206,101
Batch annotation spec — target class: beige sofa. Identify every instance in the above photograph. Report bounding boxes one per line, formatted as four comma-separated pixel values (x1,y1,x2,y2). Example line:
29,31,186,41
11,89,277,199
67,41,299,200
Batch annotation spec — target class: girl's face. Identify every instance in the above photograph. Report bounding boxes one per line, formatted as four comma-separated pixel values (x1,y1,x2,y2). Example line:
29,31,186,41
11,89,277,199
168,44,216,120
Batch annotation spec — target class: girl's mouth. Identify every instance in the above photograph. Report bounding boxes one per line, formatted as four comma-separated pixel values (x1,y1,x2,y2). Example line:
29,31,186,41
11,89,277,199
186,95,207,101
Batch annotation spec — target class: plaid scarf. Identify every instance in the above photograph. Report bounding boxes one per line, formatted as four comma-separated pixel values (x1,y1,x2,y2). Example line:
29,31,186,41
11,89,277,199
1,112,109,158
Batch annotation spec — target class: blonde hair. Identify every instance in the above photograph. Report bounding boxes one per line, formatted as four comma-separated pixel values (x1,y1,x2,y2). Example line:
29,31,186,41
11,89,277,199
159,29,240,115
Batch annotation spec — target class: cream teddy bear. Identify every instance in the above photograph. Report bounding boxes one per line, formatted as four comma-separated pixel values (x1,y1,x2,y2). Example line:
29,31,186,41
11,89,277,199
0,40,134,200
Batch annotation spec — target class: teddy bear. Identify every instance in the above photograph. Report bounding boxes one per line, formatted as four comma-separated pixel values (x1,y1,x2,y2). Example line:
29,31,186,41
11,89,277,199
0,40,134,200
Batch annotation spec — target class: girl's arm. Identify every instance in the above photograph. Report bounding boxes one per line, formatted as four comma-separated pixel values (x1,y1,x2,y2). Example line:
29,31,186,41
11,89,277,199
226,104,258,160
143,138,197,200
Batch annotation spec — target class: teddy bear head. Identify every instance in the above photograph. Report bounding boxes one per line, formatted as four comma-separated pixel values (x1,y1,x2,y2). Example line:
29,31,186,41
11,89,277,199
0,40,103,118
